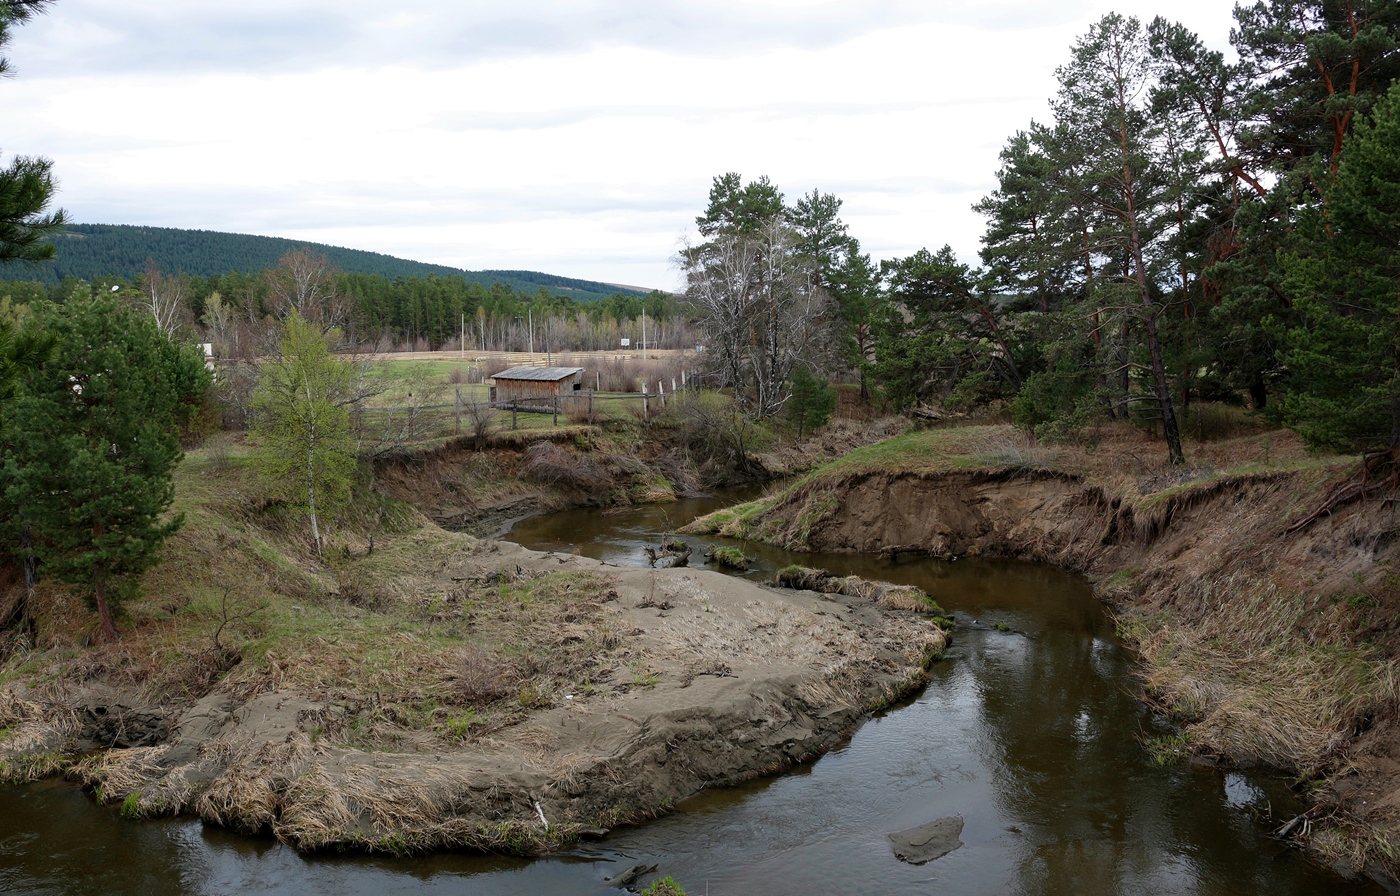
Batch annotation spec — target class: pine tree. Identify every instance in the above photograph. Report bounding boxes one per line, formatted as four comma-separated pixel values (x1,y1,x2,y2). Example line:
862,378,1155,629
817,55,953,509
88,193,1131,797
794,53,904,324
1050,13,1186,463
0,1,66,267
786,366,836,438
1281,83,1400,451
2,294,208,640
872,247,1019,413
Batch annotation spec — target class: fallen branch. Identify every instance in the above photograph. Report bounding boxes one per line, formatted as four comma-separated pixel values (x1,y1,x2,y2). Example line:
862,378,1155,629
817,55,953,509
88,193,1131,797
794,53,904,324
1274,805,1324,840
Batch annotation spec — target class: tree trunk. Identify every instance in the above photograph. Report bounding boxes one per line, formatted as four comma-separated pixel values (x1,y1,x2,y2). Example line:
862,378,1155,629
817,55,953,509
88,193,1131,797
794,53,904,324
1145,313,1186,464
1249,378,1267,411
93,576,119,642
307,446,321,556
1121,149,1185,464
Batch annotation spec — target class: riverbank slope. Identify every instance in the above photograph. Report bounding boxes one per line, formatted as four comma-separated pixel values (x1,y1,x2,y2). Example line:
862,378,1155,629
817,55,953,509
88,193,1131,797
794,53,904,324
685,423,1400,883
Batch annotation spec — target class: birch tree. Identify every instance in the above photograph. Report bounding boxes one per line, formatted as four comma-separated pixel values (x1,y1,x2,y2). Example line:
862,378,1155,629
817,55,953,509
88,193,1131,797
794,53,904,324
140,258,190,339
681,217,829,419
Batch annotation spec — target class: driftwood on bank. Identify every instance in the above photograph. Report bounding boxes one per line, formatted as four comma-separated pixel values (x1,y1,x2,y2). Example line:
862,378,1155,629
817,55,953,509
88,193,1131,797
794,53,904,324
644,541,690,568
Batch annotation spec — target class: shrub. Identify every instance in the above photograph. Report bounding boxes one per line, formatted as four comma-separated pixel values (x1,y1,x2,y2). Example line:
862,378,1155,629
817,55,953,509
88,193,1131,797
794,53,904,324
518,442,611,492
449,647,519,706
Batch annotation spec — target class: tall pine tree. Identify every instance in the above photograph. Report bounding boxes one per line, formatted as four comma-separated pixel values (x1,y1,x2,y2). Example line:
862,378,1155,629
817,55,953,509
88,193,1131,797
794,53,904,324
1281,83,1400,451
3,294,208,640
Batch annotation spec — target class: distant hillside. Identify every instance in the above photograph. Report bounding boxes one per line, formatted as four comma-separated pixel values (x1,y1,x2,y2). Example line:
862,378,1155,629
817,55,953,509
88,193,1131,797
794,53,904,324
3,223,646,301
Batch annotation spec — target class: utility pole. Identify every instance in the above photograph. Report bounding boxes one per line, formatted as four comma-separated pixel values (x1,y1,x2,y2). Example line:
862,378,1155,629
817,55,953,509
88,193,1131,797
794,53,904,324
642,308,647,360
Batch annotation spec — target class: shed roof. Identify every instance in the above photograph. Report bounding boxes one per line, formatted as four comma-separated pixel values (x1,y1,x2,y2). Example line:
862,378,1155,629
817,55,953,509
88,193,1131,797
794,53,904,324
491,366,585,382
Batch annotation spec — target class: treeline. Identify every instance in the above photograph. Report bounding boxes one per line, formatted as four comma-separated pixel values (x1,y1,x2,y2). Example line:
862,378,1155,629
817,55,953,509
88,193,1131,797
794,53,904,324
0,250,689,357
687,1,1400,462
1,223,647,304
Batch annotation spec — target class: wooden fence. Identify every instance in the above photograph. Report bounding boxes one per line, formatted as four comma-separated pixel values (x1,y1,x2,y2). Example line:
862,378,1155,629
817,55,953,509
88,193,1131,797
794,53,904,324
360,372,700,435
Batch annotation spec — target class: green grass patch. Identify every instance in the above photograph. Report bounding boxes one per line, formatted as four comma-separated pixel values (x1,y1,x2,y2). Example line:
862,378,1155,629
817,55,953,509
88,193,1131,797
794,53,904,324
704,546,749,570
1144,732,1190,767
0,751,66,784
682,496,775,538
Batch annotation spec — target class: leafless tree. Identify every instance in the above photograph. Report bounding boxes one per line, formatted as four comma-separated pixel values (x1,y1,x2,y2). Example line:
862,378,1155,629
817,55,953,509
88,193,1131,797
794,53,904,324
140,258,191,339
460,392,497,448
679,220,831,418
264,248,349,331
201,290,234,358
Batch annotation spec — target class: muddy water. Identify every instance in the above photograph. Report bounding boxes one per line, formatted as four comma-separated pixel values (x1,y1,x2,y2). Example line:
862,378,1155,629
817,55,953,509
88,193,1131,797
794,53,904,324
0,493,1384,895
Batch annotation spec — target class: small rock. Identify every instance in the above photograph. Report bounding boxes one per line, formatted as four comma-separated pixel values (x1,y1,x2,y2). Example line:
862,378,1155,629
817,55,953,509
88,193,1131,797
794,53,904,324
888,815,964,865
604,862,658,889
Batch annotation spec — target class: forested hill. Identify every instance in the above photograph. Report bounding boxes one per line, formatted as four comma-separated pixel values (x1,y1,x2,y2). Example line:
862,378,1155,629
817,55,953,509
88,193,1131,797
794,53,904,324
6,223,645,300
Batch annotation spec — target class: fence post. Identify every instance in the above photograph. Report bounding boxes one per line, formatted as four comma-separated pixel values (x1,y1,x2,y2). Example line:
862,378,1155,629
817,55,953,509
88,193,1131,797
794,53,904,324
512,401,518,430
553,395,559,426
642,383,648,417
454,387,461,435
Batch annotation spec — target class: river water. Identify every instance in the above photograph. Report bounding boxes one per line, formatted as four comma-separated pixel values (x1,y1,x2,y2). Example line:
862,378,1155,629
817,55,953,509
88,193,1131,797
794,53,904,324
0,491,1384,895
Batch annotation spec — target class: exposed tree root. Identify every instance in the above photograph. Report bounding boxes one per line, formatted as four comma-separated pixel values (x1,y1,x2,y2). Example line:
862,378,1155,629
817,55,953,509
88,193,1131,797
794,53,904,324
1284,450,1399,535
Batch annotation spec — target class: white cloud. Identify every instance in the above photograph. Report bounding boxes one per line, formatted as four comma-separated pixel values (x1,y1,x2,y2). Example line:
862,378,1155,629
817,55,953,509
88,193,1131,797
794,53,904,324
4,0,1243,289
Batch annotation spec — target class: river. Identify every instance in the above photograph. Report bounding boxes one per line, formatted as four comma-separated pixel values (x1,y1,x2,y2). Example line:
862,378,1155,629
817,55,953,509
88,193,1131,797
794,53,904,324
0,491,1383,895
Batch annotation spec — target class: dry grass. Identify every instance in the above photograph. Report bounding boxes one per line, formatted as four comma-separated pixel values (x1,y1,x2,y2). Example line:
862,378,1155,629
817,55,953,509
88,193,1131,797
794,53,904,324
0,430,639,769
448,646,521,706
773,566,950,620
194,735,317,833
518,442,612,493
1136,627,1398,775
559,354,687,394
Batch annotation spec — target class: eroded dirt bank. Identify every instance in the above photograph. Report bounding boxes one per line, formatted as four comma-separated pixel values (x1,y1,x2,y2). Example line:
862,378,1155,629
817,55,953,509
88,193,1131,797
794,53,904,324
690,451,1400,884
370,418,906,537
0,540,945,855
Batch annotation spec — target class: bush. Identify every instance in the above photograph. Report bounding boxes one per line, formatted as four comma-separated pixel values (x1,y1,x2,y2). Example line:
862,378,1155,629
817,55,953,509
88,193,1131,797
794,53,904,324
667,390,770,476
450,647,519,706
1011,367,1105,444
459,394,498,446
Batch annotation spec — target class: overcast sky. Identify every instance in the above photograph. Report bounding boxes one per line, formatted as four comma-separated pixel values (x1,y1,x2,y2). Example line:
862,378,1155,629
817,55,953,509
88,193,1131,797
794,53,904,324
4,0,1241,291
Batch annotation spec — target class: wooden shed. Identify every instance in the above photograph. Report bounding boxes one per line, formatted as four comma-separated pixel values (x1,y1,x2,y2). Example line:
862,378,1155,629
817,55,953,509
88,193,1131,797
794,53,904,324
490,366,585,408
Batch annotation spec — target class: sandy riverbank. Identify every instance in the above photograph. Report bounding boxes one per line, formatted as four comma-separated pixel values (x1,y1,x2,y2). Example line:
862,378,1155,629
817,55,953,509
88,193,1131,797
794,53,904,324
0,538,946,854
